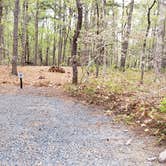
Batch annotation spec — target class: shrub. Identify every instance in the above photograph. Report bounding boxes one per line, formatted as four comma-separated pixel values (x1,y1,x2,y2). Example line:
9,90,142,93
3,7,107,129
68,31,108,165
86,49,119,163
160,98,166,113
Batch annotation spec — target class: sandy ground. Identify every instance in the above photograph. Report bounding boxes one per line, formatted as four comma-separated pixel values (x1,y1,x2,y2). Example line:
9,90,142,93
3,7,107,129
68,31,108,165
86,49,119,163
0,66,72,88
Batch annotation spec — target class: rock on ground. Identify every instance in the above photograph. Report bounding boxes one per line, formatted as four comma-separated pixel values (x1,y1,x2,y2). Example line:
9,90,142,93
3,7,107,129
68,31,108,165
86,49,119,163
158,149,166,163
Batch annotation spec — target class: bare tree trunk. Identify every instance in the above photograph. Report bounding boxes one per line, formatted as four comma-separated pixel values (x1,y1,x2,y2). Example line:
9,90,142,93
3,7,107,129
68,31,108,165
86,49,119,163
140,0,156,84
112,0,118,68
52,34,56,65
26,32,30,63
95,0,100,77
57,0,63,67
102,0,107,75
154,0,166,80
72,0,83,84
45,46,49,66
120,0,134,71
84,3,89,29
52,1,57,65
62,9,72,64
34,0,39,65
39,48,42,65
62,31,69,63
21,0,28,65
12,0,20,75
121,0,125,37
39,21,45,66
58,27,63,67
0,0,3,62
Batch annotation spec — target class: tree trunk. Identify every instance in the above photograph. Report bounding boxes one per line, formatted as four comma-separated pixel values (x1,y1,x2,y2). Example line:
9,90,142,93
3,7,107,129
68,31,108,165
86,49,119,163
52,1,57,65
52,34,56,65
140,0,156,84
12,0,20,75
112,0,118,68
39,21,45,66
154,0,166,80
26,32,30,63
62,10,71,63
102,0,107,75
34,0,39,65
120,0,134,71
57,0,63,68
71,0,83,84
95,0,100,78
0,0,3,62
21,0,28,65
45,46,49,66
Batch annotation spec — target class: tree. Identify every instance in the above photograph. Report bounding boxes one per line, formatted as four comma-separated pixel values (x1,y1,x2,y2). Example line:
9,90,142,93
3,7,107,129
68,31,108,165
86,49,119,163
0,0,3,61
57,0,64,68
154,0,166,80
34,0,39,65
12,0,20,75
140,0,156,84
95,0,100,77
71,0,83,84
120,0,134,71
21,0,28,65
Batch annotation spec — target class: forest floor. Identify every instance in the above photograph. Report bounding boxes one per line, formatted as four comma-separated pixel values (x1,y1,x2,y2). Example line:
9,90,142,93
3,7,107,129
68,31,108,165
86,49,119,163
0,65,166,145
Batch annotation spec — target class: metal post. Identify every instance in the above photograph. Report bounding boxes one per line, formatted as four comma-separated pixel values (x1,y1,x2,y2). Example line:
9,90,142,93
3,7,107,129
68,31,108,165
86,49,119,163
20,78,23,89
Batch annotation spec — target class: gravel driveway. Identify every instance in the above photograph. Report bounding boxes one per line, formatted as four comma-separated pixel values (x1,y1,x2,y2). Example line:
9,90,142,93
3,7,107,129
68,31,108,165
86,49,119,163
0,94,163,166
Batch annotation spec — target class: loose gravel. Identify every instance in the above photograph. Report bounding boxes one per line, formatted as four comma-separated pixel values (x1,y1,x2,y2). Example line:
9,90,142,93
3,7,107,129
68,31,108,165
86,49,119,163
0,95,163,166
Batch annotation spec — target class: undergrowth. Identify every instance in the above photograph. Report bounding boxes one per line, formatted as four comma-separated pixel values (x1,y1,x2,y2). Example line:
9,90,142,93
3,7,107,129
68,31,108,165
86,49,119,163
65,70,166,145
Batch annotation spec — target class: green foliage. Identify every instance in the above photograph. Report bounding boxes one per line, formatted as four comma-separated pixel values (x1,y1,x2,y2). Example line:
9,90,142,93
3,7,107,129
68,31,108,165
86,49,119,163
124,114,135,125
160,98,166,113
83,86,96,96
105,80,124,94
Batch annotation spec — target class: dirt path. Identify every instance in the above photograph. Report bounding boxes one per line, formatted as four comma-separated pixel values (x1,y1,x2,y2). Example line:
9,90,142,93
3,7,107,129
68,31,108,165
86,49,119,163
0,93,164,166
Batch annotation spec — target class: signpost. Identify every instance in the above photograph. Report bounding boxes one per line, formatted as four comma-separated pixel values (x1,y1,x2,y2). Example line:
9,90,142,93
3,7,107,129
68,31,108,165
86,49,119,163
18,72,23,89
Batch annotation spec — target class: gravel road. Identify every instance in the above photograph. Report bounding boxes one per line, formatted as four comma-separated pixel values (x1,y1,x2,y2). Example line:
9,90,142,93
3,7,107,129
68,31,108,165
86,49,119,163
0,94,163,166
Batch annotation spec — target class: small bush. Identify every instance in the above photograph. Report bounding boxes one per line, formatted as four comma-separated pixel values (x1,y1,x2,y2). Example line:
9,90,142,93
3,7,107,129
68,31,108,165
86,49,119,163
83,86,96,96
160,98,166,113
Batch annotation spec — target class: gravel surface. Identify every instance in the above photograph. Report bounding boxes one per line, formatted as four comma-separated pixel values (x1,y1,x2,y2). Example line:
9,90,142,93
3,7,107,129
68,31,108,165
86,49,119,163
0,94,163,166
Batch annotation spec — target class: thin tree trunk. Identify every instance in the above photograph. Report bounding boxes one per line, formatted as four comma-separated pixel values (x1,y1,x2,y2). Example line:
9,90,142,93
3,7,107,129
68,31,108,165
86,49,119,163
21,0,28,65
34,0,39,65
120,0,134,71
140,0,156,84
112,0,118,68
57,0,63,67
39,21,45,66
121,0,125,38
52,1,56,65
0,0,3,62
95,0,100,77
72,0,83,84
26,32,30,63
102,0,107,75
58,27,63,67
154,0,166,80
12,0,20,75
62,11,71,63
52,34,56,65
45,46,49,66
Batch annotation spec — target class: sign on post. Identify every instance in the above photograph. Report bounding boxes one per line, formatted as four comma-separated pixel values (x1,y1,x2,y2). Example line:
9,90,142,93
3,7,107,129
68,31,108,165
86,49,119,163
18,72,24,89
